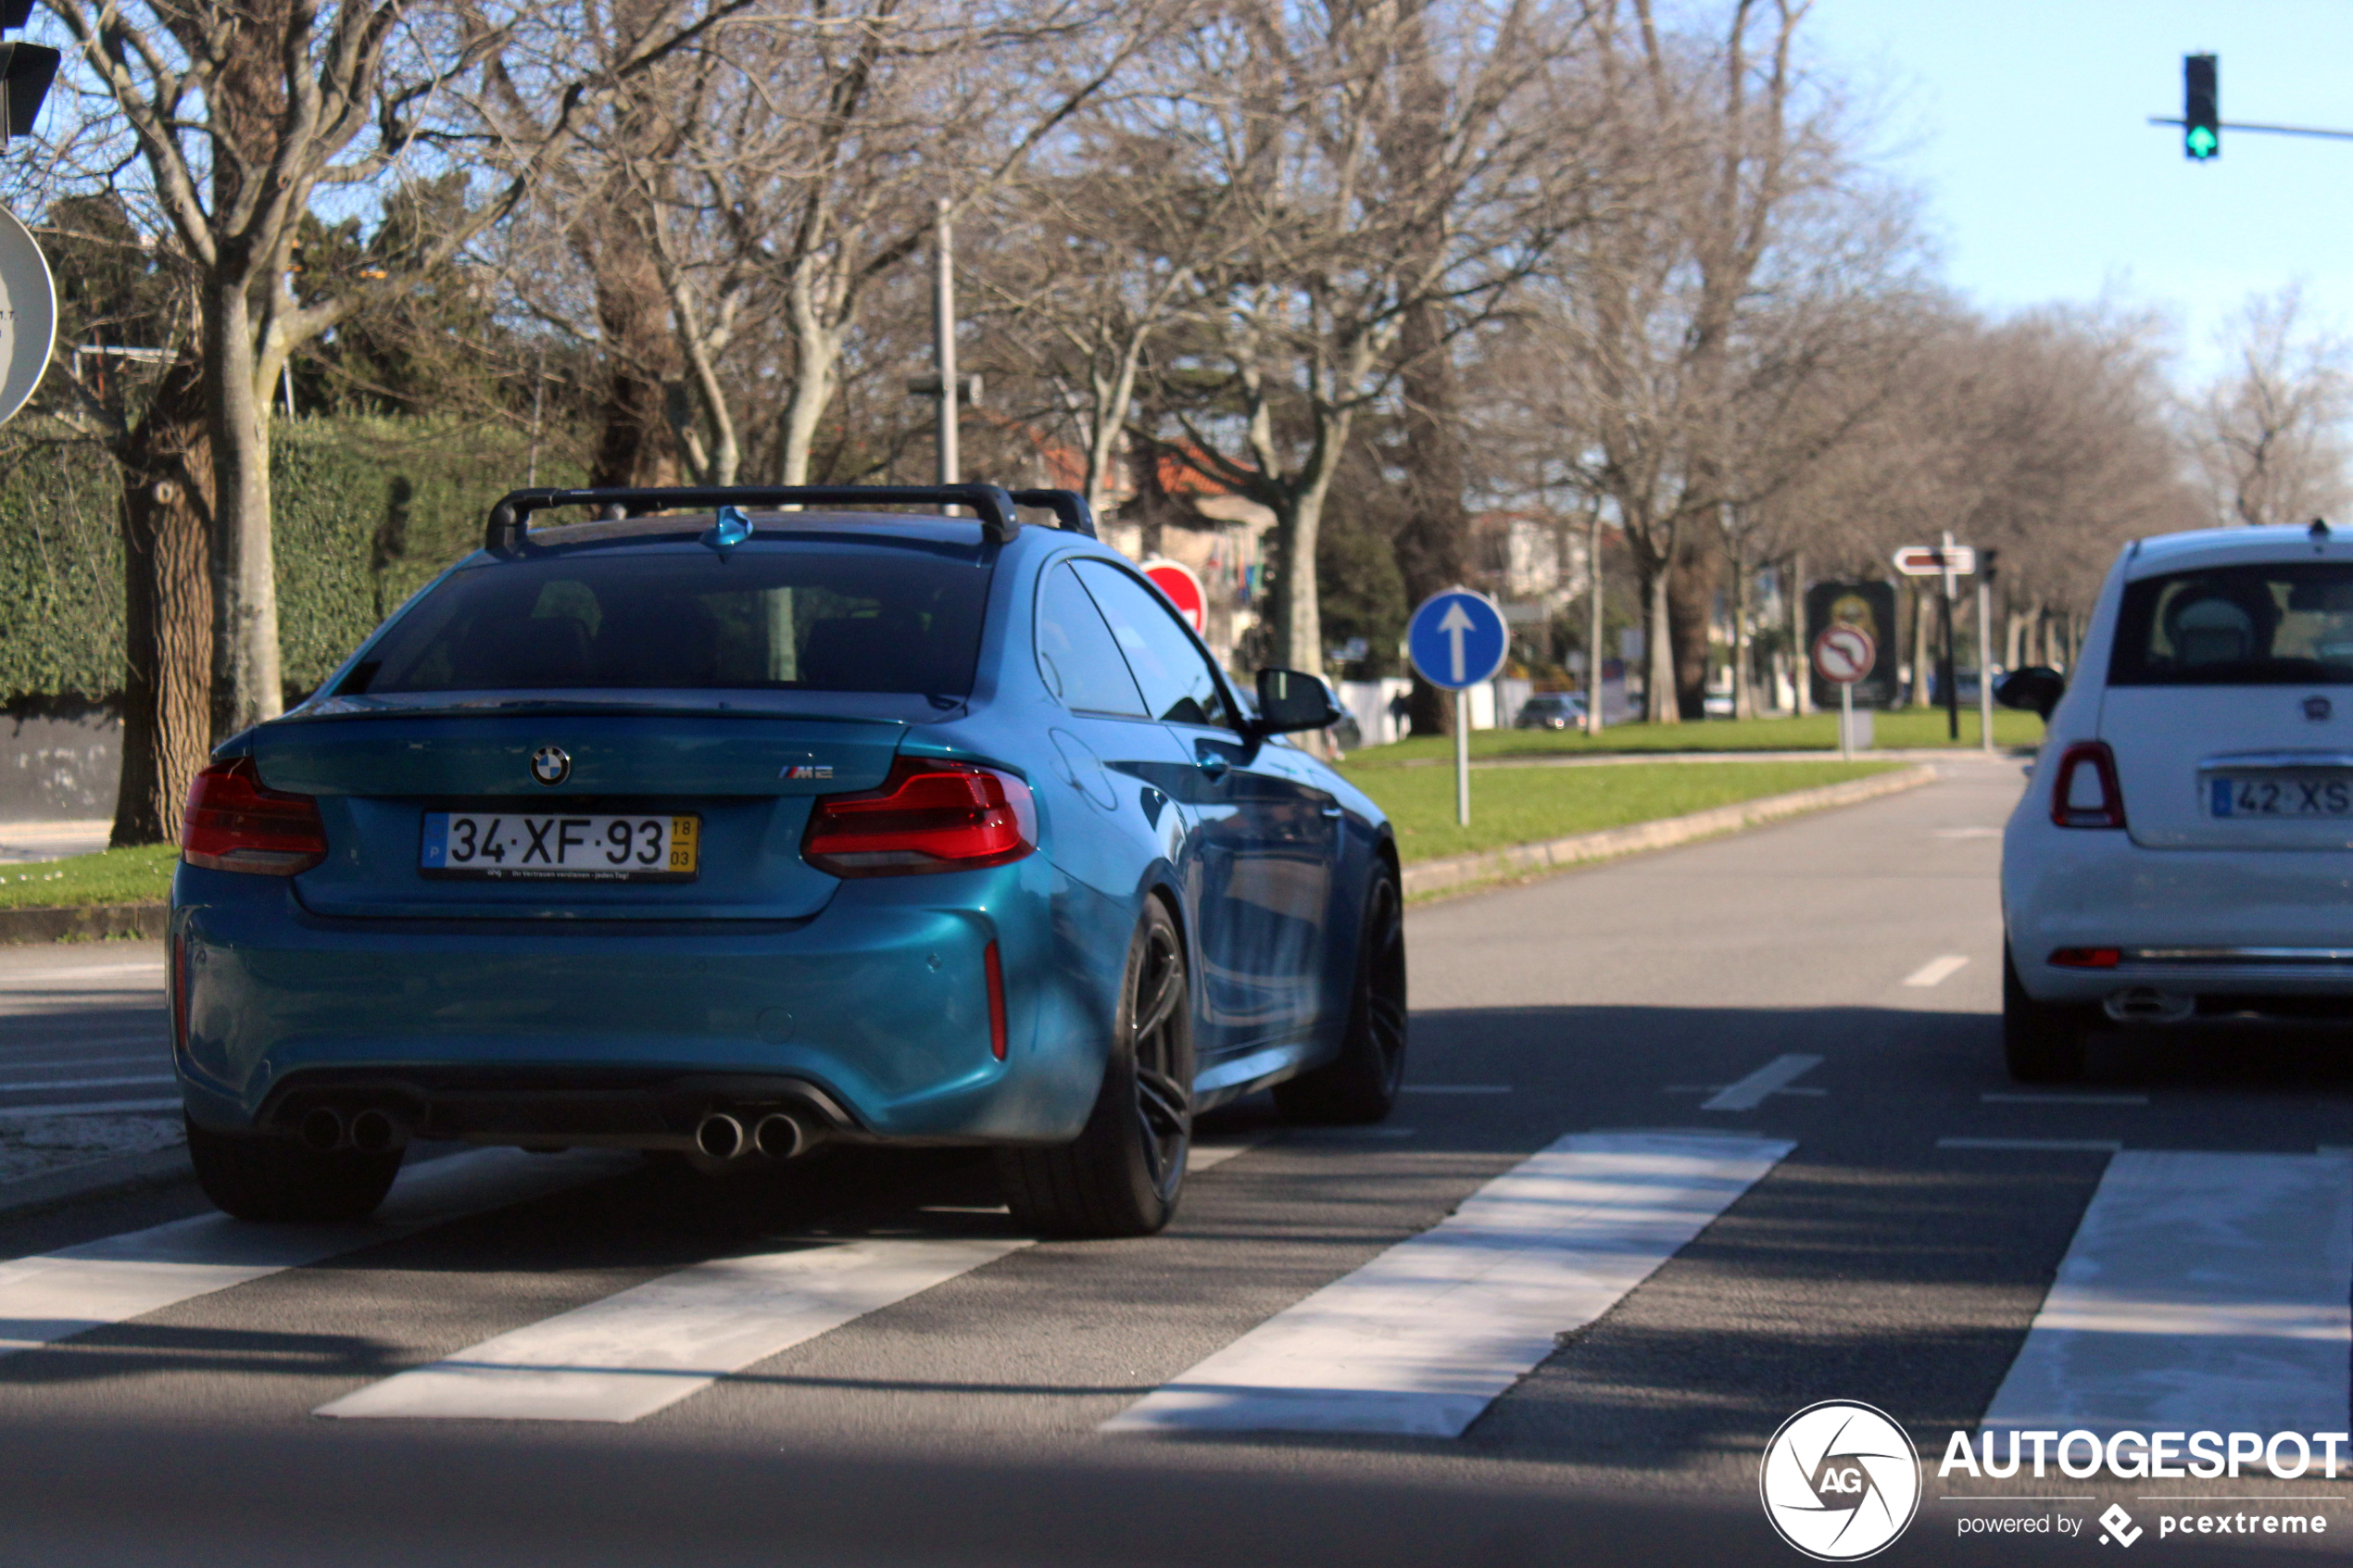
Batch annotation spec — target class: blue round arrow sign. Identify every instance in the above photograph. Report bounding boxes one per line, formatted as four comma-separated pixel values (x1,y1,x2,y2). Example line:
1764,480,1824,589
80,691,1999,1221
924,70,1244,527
1407,589,1509,691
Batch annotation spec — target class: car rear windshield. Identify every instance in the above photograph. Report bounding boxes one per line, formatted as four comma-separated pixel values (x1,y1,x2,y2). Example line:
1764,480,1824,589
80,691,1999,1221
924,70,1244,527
346,544,991,697
2110,562,2353,686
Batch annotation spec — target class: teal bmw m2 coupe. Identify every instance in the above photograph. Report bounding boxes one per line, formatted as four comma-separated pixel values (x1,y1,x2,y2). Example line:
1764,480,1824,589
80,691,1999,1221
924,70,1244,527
171,484,1404,1237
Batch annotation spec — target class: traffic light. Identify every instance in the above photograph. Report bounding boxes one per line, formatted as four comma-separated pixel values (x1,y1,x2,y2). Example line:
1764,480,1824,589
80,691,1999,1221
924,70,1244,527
2184,53,2219,161
0,0,56,148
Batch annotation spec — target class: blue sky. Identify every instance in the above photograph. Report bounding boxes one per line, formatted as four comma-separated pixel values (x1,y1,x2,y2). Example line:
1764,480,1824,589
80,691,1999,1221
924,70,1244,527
1808,0,2353,386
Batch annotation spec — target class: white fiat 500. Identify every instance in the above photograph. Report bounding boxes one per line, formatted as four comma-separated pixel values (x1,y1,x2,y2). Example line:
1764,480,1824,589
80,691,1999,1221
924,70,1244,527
1999,521,2353,1081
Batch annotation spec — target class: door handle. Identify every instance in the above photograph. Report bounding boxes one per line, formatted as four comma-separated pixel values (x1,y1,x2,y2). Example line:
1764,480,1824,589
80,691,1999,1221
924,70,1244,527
1319,805,1344,818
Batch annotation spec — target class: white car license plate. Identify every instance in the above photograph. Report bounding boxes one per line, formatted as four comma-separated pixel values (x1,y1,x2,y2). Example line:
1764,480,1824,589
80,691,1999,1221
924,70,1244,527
421,812,700,881
2208,773,2353,819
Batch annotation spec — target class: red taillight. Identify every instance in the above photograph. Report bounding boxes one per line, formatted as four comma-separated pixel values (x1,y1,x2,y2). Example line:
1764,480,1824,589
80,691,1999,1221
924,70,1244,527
181,757,328,875
803,758,1036,877
984,941,1007,1060
2050,741,2127,829
2050,947,2122,970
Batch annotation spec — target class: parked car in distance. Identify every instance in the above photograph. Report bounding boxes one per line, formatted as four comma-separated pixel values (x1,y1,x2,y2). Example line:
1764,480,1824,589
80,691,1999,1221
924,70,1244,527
1997,520,2353,1082
1514,693,1587,730
170,483,1406,1240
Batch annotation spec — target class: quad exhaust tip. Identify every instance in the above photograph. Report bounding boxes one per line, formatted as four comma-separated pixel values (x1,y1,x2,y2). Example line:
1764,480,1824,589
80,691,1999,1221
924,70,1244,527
753,1111,809,1161
297,1107,345,1154
695,1112,747,1160
348,1108,405,1155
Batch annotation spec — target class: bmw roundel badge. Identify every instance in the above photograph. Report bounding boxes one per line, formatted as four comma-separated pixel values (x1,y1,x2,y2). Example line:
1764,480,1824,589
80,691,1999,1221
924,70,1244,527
530,745,572,785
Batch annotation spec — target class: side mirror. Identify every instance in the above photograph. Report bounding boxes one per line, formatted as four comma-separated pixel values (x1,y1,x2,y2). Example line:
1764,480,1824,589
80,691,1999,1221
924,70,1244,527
1994,666,2065,721
1252,667,1344,734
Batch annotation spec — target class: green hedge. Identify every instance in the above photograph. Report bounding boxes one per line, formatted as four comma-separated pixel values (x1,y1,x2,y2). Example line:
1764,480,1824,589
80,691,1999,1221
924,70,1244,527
0,417,585,705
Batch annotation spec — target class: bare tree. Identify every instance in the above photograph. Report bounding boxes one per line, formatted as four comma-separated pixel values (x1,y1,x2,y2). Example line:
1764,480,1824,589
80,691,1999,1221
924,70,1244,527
42,0,749,759
2188,283,2353,531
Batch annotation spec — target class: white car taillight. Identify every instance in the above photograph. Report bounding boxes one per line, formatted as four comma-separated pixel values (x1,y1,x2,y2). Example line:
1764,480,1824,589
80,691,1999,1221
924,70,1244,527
2050,741,2127,829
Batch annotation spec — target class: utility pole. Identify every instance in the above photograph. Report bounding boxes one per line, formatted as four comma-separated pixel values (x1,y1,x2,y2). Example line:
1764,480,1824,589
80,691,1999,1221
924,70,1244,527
1977,548,1999,756
933,197,958,485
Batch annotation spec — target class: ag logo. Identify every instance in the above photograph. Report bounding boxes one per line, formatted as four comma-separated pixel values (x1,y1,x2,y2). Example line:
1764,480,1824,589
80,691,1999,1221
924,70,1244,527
530,745,571,786
1759,1400,1920,1561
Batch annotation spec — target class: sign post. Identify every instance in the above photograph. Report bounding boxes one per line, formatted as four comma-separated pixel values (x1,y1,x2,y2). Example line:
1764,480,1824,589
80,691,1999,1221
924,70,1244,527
1406,588,1509,827
1812,624,1877,760
1893,539,1979,743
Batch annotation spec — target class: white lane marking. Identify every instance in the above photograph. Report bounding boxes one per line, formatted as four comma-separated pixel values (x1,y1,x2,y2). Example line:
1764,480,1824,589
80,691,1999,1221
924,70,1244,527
1903,955,1971,988
1402,1085,1513,1095
1101,1131,1792,1437
1981,1151,2353,1438
0,1098,182,1118
1701,1054,1822,1111
317,1236,1030,1423
1981,1093,2147,1106
0,1073,176,1093
0,1148,631,1356
1932,827,2001,839
1939,1137,2122,1152
1189,1135,1267,1173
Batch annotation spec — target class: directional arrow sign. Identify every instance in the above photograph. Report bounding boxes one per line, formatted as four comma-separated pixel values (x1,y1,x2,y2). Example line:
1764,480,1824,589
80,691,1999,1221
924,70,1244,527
1812,624,1876,686
1893,545,1976,578
1407,589,1508,691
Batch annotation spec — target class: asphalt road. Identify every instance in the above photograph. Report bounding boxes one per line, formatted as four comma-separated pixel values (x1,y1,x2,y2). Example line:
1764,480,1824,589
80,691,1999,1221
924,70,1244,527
0,760,2347,1566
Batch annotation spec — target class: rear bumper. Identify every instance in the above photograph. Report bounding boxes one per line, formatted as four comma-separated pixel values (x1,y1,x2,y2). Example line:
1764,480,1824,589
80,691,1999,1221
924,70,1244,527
170,855,1125,1147
2004,818,2353,1003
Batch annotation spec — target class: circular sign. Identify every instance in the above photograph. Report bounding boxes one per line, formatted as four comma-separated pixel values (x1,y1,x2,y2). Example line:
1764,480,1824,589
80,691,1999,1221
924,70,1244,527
1758,1400,1920,1561
1140,558,1205,633
1811,624,1876,686
0,207,55,427
1406,588,1509,691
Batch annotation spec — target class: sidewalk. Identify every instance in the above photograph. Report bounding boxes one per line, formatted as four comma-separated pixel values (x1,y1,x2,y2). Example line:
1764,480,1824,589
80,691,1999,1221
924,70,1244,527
0,819,111,862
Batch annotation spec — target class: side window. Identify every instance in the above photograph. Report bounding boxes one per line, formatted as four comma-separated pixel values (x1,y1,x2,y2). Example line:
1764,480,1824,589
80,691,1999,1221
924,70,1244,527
1036,563,1149,717
1072,559,1235,731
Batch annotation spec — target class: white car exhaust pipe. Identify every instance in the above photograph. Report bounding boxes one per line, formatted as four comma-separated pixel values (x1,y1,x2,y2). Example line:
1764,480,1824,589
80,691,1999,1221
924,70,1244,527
2104,987,2196,1024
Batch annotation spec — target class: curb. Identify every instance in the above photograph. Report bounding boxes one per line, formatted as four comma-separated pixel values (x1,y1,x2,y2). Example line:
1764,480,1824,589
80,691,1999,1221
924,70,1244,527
0,902,168,946
0,1143,191,1222
1399,764,1939,899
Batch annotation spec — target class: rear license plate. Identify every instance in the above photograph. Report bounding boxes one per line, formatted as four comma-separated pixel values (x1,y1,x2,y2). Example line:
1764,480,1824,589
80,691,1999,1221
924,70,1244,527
421,813,699,881
2208,774,2353,818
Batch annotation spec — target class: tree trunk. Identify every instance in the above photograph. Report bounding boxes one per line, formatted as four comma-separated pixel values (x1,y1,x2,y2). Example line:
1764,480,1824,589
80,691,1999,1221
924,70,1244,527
1790,555,1809,714
1394,298,1468,739
588,224,684,490
777,322,840,485
205,280,281,735
112,358,216,846
1666,532,1716,720
1909,582,1934,708
1643,564,1678,724
1730,541,1753,720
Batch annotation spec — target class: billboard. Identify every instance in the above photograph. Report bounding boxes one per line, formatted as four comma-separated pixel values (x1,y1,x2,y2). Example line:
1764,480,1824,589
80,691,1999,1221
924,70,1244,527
1805,581,1900,709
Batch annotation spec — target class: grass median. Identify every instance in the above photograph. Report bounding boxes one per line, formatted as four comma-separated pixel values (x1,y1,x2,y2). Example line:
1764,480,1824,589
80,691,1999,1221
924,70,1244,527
1341,758,1901,865
1343,707,2041,767
0,844,177,910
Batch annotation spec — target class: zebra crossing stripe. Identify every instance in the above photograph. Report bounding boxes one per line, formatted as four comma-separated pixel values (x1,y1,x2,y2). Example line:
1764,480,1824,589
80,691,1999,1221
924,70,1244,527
315,1236,1029,1423
0,1148,629,1357
1101,1130,1792,1437
1980,1150,2353,1439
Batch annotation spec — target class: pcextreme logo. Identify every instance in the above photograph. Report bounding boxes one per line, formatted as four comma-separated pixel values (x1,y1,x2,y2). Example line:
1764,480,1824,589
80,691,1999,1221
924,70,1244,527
1760,1401,1923,1561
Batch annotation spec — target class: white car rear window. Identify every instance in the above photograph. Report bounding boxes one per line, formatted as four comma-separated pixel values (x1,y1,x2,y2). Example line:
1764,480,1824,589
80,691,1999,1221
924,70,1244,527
2110,563,2353,686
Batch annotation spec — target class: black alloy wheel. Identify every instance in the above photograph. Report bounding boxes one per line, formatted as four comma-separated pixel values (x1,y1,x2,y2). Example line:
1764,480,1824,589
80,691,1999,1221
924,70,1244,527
998,899,1194,1237
185,1117,404,1223
1274,864,1408,1124
2002,939,2094,1084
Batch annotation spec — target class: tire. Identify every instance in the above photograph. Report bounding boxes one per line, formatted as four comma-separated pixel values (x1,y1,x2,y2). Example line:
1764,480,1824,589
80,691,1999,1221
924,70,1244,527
2003,941,2094,1084
1274,863,1408,1125
185,1117,403,1223
997,899,1194,1238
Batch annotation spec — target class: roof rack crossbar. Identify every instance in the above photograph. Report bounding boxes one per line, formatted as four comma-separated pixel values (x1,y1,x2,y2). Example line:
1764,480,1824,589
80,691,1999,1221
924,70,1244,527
1010,488,1098,538
484,484,1023,553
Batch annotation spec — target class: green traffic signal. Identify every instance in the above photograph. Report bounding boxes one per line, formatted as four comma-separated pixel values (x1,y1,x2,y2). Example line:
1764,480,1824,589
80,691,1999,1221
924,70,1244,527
2184,54,2219,161
2186,123,2219,160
